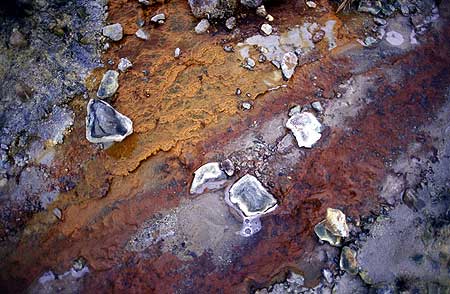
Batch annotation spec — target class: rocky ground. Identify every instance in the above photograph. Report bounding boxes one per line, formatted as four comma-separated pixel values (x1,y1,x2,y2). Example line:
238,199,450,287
0,0,449,293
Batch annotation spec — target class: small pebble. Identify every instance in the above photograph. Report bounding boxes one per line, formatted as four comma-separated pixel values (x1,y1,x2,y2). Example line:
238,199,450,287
118,58,132,72
373,17,387,26
195,19,210,34
266,14,274,22
223,45,234,52
244,57,256,70
306,1,317,8
225,16,236,30
312,30,325,43
311,101,323,113
258,54,267,63
256,5,267,17
9,28,27,48
236,88,242,95
151,13,166,24
139,0,150,5
242,102,252,110
102,23,123,41
174,47,181,58
261,23,273,35
289,105,302,117
53,208,62,220
135,28,149,40
271,60,281,69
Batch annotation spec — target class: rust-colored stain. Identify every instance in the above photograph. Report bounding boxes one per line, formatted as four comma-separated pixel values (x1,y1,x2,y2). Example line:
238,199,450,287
1,0,449,293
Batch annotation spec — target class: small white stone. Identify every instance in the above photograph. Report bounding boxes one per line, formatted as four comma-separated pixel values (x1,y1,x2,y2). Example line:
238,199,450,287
266,14,274,22
53,208,62,220
386,31,404,46
117,58,132,72
225,16,237,30
174,47,181,58
242,102,252,110
151,13,166,24
324,208,349,238
195,19,210,34
311,101,323,112
281,52,298,80
306,1,317,8
102,23,123,41
135,28,149,40
139,0,150,5
286,112,322,148
260,23,273,35
256,5,267,17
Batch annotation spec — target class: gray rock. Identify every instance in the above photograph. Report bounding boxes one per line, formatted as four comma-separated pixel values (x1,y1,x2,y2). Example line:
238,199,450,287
373,17,387,26
242,101,252,110
311,101,323,112
314,220,342,246
195,19,210,34
190,162,228,194
151,13,166,24
38,271,56,284
117,58,132,72
358,0,382,15
220,158,235,176
188,0,237,19
286,112,322,148
241,0,262,8
138,0,150,5
312,30,325,43
306,1,317,8
225,16,236,30
53,208,62,220
102,23,123,41
85,99,133,144
243,57,256,70
277,134,295,154
281,52,298,80
224,45,234,52
9,28,27,48
228,174,277,217
174,47,182,58
271,60,281,69
324,208,349,237
97,70,119,98
340,246,359,275
322,268,334,284
135,28,149,40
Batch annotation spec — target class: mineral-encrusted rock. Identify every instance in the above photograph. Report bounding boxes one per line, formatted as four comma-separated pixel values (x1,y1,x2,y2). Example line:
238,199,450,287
190,162,228,194
195,19,210,34
118,58,132,72
241,0,262,8
281,52,298,80
86,99,133,144
102,23,123,41
188,0,237,19
229,174,277,217
97,70,119,99
225,16,236,30
314,220,342,246
151,13,166,24
135,28,149,40
340,246,359,275
324,208,350,238
286,112,322,148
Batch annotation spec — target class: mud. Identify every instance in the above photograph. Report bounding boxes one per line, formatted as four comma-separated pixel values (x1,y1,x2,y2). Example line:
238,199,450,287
0,0,449,293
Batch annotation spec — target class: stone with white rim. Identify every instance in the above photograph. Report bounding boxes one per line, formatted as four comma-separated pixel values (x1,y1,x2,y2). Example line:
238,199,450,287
102,23,123,41
86,99,133,144
135,28,149,40
281,52,298,80
228,174,277,217
286,112,322,148
118,58,132,72
190,162,228,194
151,13,166,24
260,23,273,35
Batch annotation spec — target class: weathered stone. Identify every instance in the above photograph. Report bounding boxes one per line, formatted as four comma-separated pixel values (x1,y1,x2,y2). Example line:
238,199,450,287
266,14,274,22
228,174,277,217
242,101,252,110
312,30,325,43
340,246,358,275
225,16,236,30
311,101,323,113
86,99,133,144
261,23,272,35
358,0,382,15
117,58,132,72
322,268,334,284
243,57,256,70
286,112,322,148
373,17,387,26
102,23,123,41
151,13,166,24
220,159,235,176
53,208,62,220
402,188,426,211
277,134,295,154
138,0,150,5
135,28,149,40
188,0,237,19
306,1,317,8
386,31,404,46
241,0,262,8
190,162,227,194
256,5,267,17
224,45,234,52
281,52,298,80
314,220,342,246
97,70,119,98
324,208,350,237
9,28,27,48
195,19,210,34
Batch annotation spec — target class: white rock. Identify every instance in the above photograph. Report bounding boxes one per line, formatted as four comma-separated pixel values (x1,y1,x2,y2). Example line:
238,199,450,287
174,47,181,58
135,28,149,40
266,14,274,22
256,5,267,17
281,51,298,80
386,31,404,46
97,70,119,98
286,112,322,148
306,1,317,8
190,162,227,194
138,0,150,5
324,208,349,238
102,23,123,41
228,174,277,217
225,16,237,30
311,101,324,112
195,19,210,34
151,13,166,24
261,23,273,35
118,58,132,72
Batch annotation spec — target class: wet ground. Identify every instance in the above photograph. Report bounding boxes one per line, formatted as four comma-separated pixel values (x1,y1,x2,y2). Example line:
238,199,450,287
0,0,449,293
